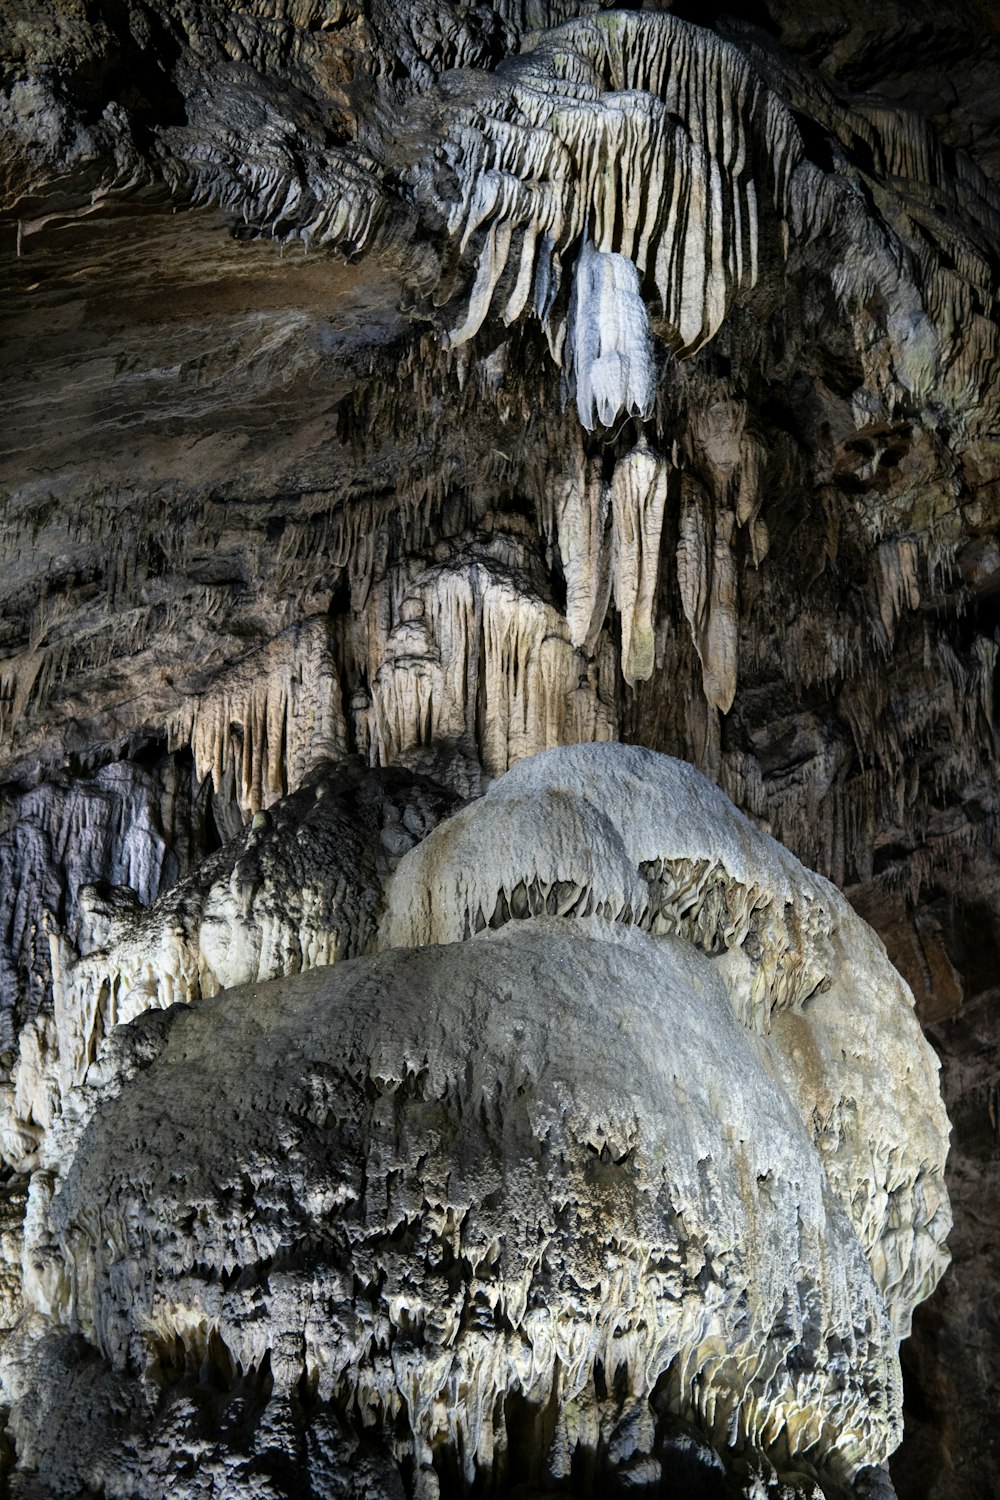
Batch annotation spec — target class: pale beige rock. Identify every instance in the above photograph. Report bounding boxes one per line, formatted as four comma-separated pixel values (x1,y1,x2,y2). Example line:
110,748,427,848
547,443,613,655
351,539,619,777
9,923,906,1497
611,441,671,688
0,1178,27,1337
381,745,950,1338
677,477,739,714
424,11,801,425
167,619,347,821
545,438,671,687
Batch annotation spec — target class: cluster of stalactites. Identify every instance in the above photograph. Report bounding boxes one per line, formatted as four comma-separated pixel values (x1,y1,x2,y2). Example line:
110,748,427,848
166,620,347,820
346,538,619,775
161,144,385,255
429,11,803,427
542,423,751,706
542,437,671,686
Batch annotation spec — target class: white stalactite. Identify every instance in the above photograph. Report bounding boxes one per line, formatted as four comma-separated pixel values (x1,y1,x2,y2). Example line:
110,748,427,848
611,439,671,687
567,240,656,429
427,11,805,427
549,439,671,688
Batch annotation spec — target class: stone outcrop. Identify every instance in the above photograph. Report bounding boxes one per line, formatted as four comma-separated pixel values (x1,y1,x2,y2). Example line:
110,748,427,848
2,0,999,1494
0,759,459,1174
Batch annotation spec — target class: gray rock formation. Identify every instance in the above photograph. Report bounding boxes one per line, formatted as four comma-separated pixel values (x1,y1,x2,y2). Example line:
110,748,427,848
2,0,999,1494
0,748,950,1499
0,757,459,1174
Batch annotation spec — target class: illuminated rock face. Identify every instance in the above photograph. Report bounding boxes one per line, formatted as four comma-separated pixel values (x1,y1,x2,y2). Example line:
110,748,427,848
0,748,949,1499
2,1,1000,1494
0,761,459,1172
381,745,951,1340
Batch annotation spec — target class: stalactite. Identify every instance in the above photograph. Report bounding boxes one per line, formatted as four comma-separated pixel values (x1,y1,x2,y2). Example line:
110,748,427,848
547,441,612,655
421,11,804,426
566,240,656,429
676,477,739,714
546,437,670,688
167,619,347,820
610,440,671,688
355,536,619,777
875,537,922,643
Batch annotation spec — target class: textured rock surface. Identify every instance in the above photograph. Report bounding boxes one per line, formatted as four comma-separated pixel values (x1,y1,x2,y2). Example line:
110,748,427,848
381,746,950,1336
1,758,459,1174
2,0,999,1493
0,747,951,1499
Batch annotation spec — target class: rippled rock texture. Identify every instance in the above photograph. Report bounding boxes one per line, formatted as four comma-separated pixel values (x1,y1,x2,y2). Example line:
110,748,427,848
2,1,999,1495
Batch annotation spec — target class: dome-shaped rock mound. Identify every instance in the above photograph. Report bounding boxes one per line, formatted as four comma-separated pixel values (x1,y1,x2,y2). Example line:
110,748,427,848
1,748,949,1500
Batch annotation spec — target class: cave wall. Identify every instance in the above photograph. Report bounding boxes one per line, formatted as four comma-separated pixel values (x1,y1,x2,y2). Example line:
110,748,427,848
2,1,1000,1495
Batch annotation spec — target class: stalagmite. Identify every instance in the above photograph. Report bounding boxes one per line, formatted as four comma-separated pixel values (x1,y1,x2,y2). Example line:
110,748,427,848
381,745,950,1336
20,923,902,1489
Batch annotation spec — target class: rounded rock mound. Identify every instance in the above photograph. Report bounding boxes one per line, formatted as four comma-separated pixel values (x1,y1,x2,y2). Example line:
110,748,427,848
2,746,950,1500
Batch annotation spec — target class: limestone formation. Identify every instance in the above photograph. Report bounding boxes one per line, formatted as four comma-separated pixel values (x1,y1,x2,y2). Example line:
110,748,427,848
167,619,348,824
1,760,458,1175
426,10,788,405
381,745,950,1335
0,752,216,1049
2,0,999,1493
0,749,950,1499
352,529,619,776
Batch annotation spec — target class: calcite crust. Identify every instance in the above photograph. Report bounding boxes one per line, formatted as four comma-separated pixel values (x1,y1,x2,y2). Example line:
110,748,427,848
0,747,950,1499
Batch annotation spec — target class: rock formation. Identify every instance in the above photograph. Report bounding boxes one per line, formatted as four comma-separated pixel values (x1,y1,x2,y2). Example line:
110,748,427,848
0,747,950,1498
2,0,999,1494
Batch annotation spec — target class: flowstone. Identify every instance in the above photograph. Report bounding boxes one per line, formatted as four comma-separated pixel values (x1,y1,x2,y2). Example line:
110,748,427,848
0,748,950,1500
